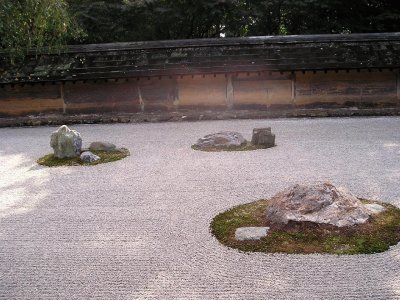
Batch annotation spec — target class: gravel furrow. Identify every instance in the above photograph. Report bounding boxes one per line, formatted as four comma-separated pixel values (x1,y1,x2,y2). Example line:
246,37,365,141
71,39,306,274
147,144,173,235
0,117,400,299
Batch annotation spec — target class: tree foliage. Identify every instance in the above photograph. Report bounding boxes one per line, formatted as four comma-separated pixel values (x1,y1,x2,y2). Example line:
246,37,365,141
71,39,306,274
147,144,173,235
65,0,400,44
0,0,83,62
1,0,400,55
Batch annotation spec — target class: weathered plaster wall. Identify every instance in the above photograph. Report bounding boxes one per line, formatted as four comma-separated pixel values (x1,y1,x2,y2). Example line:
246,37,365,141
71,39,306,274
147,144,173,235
178,74,227,107
295,70,398,106
232,73,293,108
63,77,179,113
63,81,140,113
0,70,398,117
0,85,63,117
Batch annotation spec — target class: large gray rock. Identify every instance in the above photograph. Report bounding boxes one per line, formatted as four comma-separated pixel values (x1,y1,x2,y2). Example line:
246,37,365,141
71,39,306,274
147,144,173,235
89,141,116,151
80,151,100,163
251,127,275,148
235,227,270,241
50,125,82,158
266,183,371,227
194,131,247,149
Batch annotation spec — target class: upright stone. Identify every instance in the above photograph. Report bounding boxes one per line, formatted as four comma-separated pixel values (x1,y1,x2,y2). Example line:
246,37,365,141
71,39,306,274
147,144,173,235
50,125,82,158
251,127,275,148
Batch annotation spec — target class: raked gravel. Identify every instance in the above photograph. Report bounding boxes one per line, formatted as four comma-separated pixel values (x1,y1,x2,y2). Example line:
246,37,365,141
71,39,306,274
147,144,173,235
1,117,400,299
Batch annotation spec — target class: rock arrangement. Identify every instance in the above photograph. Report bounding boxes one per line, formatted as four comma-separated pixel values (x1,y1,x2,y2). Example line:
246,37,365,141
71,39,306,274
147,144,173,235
193,127,276,151
50,125,122,163
266,182,383,227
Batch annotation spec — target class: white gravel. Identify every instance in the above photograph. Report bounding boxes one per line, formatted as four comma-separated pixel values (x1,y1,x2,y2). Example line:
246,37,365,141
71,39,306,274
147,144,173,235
1,117,400,299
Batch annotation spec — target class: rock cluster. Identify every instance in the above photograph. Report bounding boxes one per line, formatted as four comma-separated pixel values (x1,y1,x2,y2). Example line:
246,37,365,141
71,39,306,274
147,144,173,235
50,125,119,163
266,183,372,227
194,127,276,151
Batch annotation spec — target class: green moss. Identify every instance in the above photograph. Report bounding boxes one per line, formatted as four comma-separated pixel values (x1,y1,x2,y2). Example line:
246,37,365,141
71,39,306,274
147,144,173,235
210,199,400,255
37,148,130,167
191,143,273,152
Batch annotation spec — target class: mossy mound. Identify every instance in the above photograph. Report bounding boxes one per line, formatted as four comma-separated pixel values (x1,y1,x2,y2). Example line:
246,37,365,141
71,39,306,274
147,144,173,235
211,199,400,255
191,142,272,152
37,148,130,167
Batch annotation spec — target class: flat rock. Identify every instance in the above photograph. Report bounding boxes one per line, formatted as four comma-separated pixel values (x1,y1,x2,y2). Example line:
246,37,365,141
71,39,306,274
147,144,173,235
50,125,82,158
194,131,247,149
235,227,270,241
80,151,100,163
89,141,116,151
364,203,386,214
266,183,371,227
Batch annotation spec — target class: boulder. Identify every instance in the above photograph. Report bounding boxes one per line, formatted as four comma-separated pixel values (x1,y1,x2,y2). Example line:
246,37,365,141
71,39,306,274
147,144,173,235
251,127,275,147
50,125,82,158
89,141,116,151
194,131,247,149
235,227,270,241
80,151,100,163
266,183,371,227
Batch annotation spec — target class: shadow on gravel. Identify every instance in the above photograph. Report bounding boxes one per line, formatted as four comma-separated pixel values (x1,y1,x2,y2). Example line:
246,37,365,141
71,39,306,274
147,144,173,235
0,152,50,218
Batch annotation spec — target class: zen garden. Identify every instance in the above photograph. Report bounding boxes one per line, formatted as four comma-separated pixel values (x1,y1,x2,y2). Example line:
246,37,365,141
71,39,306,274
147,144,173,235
1,1,400,300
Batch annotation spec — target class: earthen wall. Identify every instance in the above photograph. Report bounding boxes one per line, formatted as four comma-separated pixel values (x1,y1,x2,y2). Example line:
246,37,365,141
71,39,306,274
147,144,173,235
0,70,398,117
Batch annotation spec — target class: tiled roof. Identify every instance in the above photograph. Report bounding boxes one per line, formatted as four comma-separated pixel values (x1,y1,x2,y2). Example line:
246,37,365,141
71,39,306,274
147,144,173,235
1,33,400,84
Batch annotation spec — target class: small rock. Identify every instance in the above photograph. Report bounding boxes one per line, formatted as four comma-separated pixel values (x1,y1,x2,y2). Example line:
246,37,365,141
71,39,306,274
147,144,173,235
266,183,371,227
194,131,247,149
80,151,100,163
251,127,275,148
50,125,82,158
89,141,116,151
235,227,270,241
364,203,386,214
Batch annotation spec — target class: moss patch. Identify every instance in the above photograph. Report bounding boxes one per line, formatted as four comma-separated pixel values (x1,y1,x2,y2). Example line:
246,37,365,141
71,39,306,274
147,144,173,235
37,148,130,167
191,142,274,152
210,199,400,255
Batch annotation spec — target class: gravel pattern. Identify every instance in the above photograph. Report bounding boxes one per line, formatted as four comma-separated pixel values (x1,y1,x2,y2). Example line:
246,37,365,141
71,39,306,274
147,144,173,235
1,117,400,299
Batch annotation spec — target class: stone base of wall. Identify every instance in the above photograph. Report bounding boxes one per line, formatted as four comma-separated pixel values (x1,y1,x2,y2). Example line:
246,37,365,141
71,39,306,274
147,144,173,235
1,107,400,128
